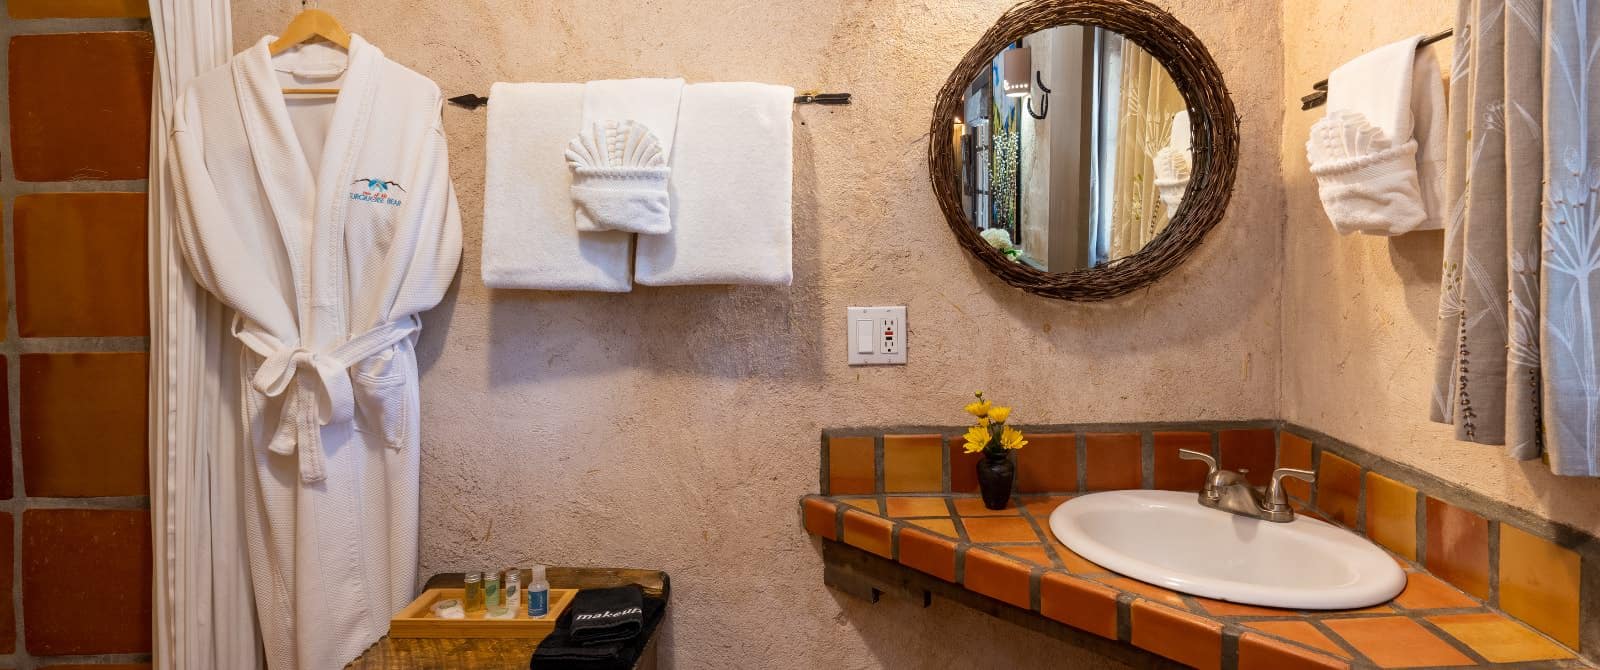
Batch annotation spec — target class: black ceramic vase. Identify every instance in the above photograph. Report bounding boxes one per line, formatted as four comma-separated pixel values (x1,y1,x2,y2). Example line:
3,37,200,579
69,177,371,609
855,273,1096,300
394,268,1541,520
977,451,1014,510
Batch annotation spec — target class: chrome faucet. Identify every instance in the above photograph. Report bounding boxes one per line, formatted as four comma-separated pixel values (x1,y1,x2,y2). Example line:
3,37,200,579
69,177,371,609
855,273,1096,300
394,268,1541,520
1177,449,1316,523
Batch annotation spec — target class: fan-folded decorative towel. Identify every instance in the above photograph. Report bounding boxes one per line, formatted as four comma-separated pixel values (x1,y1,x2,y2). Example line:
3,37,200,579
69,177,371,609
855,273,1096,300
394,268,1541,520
572,78,685,234
566,120,671,235
1306,36,1447,236
482,82,633,291
636,82,794,286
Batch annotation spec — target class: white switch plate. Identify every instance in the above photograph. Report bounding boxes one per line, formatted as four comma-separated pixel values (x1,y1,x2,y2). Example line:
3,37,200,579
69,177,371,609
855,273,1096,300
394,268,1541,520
847,306,907,365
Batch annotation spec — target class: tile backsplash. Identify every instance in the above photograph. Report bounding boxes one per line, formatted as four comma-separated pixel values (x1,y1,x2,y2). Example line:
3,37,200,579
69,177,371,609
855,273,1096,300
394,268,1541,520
819,420,1600,663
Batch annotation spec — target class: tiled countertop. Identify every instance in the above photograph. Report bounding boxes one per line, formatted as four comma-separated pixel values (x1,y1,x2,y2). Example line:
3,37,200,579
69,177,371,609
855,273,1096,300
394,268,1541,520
801,492,1593,670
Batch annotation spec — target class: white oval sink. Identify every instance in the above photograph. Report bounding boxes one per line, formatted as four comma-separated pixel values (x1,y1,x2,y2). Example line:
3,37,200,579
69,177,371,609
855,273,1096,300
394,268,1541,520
1049,490,1404,610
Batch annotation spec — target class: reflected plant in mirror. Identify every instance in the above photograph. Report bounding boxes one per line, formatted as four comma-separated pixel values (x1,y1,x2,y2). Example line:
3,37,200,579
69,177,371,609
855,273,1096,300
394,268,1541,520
957,28,1189,272
930,0,1237,301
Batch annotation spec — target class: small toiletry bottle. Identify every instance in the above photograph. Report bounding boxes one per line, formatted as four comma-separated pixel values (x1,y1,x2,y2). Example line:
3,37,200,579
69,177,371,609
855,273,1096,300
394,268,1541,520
526,564,550,617
463,572,485,615
504,568,521,616
485,572,505,617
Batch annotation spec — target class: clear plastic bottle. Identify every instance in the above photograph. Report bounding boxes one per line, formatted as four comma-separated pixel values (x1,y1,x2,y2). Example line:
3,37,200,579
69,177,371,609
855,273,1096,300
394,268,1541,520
485,572,505,617
526,564,550,617
504,568,522,617
463,572,485,616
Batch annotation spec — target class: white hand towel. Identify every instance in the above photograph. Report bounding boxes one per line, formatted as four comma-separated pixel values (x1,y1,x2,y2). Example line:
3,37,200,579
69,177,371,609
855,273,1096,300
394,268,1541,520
1153,110,1192,217
1410,45,1447,228
636,82,794,286
573,78,685,234
1306,35,1446,236
482,82,633,291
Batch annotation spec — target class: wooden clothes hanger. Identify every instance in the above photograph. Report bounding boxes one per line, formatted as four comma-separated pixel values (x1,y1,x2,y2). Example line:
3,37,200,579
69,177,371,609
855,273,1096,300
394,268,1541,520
270,7,352,95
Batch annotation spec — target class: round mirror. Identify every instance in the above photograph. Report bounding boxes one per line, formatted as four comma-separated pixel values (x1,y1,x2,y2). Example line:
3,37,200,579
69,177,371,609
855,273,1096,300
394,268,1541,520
930,0,1237,300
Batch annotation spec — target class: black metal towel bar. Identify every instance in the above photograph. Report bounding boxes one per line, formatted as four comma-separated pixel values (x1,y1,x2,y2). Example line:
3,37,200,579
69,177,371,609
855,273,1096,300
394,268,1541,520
447,91,851,110
1301,28,1452,111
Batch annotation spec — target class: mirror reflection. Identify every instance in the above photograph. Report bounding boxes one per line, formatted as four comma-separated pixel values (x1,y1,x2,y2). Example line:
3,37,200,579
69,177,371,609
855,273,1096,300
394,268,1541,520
954,27,1190,272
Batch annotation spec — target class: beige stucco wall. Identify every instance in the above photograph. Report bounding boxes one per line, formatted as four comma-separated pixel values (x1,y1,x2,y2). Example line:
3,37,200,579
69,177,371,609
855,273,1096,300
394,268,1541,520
1279,0,1600,537
232,1,1282,666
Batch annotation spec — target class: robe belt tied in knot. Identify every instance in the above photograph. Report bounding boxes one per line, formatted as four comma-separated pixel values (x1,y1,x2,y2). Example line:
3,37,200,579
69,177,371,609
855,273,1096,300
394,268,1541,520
232,315,421,483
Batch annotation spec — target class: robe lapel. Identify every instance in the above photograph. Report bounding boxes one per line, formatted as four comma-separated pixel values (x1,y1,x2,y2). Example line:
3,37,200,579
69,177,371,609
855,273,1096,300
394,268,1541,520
232,36,316,323
306,36,380,345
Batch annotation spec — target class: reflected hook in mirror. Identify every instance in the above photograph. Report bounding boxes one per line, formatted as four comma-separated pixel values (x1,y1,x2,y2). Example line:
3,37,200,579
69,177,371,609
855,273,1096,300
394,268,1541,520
1027,72,1050,120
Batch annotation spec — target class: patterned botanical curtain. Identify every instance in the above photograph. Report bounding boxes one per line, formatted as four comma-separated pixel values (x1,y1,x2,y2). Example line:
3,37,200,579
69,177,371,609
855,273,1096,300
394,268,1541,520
1431,0,1600,475
1108,42,1185,261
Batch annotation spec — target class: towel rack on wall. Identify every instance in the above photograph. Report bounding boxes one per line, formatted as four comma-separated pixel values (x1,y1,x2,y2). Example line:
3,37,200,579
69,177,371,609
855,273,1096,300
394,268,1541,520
446,91,852,110
1300,28,1452,111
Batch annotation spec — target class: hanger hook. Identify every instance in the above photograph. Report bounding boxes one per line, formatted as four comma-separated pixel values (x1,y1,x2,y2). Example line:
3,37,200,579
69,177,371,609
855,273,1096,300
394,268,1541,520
1027,72,1049,120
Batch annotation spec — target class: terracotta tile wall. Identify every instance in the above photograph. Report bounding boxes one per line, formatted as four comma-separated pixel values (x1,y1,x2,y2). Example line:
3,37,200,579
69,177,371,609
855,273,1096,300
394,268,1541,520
1284,425,1600,662
822,422,1277,497
2,8,154,669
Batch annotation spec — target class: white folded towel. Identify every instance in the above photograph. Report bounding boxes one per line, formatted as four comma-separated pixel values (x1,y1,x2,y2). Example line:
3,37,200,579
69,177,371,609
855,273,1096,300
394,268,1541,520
566,120,671,235
482,82,633,292
1306,35,1446,236
1153,110,1192,217
1410,45,1447,228
636,82,794,286
574,78,685,234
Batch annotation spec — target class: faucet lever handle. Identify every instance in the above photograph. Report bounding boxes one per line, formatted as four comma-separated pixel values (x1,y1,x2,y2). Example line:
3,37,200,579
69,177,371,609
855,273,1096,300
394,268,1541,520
1267,467,1316,508
1178,449,1221,500
1176,448,1217,471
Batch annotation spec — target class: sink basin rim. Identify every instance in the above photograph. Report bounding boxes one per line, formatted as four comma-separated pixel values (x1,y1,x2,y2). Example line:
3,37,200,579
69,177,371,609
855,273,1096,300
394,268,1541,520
1049,489,1406,610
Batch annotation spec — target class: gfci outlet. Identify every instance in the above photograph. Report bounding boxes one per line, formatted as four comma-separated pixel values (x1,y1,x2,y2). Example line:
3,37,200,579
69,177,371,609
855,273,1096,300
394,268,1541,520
847,306,907,365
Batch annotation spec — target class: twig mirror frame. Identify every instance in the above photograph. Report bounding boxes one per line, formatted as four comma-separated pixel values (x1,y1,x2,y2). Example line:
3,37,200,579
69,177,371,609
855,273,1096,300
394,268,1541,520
929,0,1239,301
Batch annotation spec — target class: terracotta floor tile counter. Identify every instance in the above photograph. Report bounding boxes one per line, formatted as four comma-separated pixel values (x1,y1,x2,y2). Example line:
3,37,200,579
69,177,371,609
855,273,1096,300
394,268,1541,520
802,492,1585,670
806,423,1600,669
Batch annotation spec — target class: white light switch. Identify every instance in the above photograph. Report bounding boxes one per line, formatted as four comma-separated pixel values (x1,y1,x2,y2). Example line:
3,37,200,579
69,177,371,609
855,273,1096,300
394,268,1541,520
855,320,875,354
847,306,907,365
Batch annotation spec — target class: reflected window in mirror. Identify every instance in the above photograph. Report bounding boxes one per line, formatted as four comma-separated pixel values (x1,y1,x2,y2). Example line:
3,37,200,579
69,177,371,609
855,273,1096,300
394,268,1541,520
954,26,1190,273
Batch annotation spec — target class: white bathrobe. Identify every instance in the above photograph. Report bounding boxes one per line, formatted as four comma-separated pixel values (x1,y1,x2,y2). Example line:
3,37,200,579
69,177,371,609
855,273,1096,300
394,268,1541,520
170,35,461,669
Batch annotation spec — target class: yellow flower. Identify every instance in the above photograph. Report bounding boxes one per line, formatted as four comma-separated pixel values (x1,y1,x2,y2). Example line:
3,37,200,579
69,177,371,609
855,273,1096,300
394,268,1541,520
987,406,1011,423
963,425,991,453
964,399,992,418
1000,426,1028,450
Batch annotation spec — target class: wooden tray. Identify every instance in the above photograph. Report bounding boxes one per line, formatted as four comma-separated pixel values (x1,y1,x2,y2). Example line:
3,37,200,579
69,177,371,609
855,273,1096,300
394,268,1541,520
389,587,577,639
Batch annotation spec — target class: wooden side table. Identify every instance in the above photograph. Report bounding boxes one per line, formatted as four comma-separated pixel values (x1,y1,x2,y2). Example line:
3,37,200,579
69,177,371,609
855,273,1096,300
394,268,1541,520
347,567,669,669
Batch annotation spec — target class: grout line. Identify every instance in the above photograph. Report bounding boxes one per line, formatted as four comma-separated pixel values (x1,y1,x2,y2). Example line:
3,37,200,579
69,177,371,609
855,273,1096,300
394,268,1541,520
1413,615,1492,665
1305,618,1373,667
1074,433,1086,492
1415,488,1429,568
1114,594,1133,643
940,431,950,494
1219,624,1240,670
1486,521,1500,609
817,433,830,495
1138,431,1153,489
872,434,884,495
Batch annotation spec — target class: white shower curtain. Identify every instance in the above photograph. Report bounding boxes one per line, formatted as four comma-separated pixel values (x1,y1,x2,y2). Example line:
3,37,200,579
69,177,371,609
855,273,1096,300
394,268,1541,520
1431,0,1600,475
147,1,264,667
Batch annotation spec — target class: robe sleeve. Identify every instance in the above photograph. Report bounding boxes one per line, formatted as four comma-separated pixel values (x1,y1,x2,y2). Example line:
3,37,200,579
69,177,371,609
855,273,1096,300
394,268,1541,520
375,102,463,324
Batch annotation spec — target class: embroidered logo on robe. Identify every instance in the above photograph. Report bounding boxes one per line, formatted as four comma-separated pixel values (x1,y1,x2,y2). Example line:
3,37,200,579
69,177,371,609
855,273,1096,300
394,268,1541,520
350,178,406,206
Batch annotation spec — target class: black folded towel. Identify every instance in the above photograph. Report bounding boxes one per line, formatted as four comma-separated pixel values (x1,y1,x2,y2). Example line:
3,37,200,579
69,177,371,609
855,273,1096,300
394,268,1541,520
569,585,645,645
531,593,664,670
